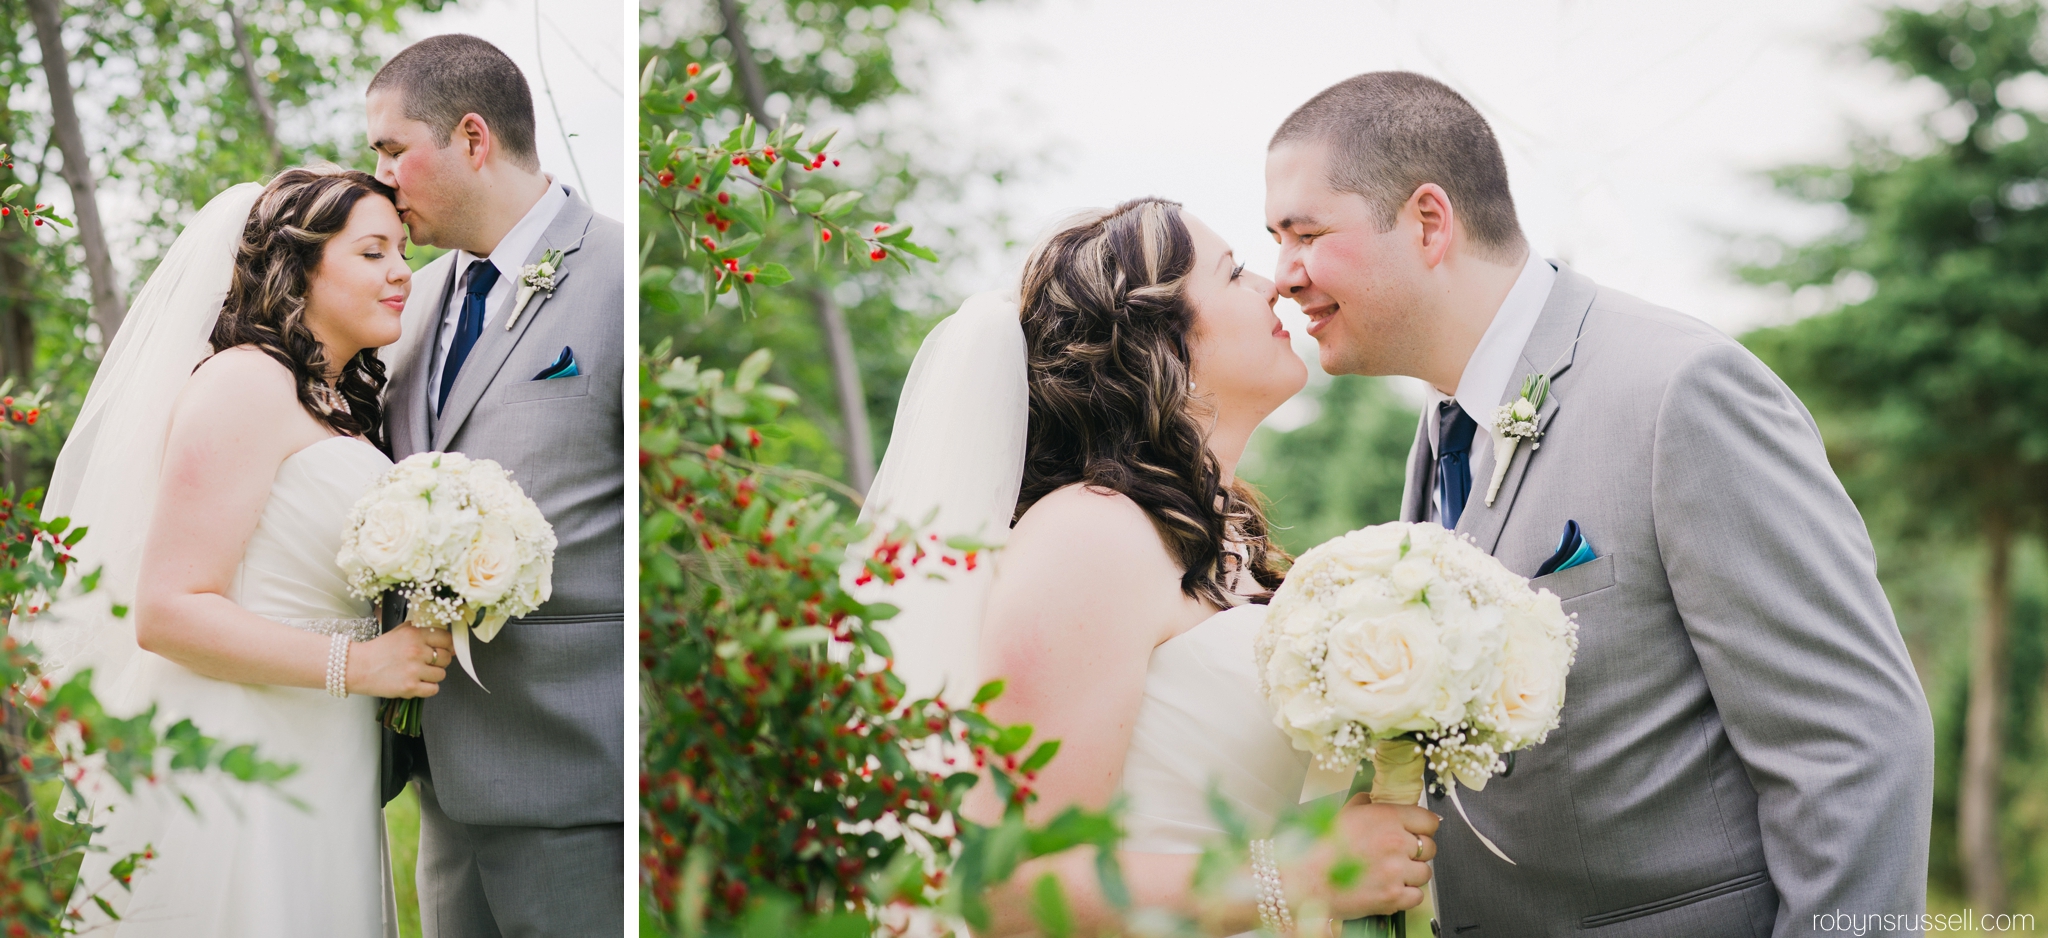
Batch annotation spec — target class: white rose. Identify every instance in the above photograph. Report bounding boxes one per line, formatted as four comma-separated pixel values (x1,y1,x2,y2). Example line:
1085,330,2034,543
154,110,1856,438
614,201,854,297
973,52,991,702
1491,609,1570,747
1320,604,1450,734
1387,554,1437,602
1314,523,1409,576
1511,398,1537,420
453,523,521,606
348,493,433,580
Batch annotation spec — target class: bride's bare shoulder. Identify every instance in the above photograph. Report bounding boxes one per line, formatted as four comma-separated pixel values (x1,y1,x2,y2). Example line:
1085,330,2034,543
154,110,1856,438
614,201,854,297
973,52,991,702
1001,483,1177,584
173,346,310,437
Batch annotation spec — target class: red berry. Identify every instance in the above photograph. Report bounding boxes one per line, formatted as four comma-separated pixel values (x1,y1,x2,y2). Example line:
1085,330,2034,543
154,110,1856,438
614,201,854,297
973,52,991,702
688,175,702,188
702,237,717,250
874,223,889,234
723,258,739,271
716,192,730,205
32,218,41,226
1,208,9,217
684,90,697,104
820,230,832,242
870,248,886,261
741,272,754,284
687,62,701,76
656,170,675,187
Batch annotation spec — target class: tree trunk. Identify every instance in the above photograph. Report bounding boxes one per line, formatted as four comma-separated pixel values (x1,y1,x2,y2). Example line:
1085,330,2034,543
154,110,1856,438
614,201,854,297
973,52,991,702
718,0,876,494
1960,519,2009,915
26,0,126,345
810,285,874,492
224,0,282,171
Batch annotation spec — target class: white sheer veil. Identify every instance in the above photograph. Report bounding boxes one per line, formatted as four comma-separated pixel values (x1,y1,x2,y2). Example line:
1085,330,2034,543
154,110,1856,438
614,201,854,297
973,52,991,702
20,183,263,701
857,291,1028,706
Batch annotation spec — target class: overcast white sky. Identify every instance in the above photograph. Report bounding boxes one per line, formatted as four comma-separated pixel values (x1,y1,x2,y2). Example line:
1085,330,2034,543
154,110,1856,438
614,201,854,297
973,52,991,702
896,0,1948,406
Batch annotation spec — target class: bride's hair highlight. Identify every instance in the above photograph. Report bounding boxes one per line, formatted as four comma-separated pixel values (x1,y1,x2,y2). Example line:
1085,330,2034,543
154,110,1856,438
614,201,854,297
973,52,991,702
211,165,395,450
1015,197,1288,606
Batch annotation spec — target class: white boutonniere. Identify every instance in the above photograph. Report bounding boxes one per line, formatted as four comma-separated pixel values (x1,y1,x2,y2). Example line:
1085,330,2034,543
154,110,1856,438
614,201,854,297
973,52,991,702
1484,372,1551,506
506,248,564,330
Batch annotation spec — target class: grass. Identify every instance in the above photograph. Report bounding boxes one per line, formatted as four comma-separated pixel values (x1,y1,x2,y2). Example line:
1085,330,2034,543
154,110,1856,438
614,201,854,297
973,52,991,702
386,783,423,938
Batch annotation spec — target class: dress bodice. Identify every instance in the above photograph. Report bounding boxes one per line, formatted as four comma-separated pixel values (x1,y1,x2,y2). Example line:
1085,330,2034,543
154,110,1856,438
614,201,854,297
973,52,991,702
231,435,391,628
1118,603,1311,853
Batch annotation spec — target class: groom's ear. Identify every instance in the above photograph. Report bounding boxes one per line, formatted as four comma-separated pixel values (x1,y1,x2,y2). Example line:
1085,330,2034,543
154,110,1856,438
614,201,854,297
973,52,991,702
1408,183,1457,268
453,112,494,168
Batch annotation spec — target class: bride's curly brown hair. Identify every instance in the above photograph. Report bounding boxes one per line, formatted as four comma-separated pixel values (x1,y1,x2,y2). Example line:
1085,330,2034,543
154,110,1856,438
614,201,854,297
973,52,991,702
210,166,396,451
1015,197,1288,607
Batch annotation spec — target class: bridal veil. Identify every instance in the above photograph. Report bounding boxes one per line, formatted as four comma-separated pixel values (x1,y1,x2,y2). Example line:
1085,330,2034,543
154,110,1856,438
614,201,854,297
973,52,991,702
24,183,263,702
857,291,1028,706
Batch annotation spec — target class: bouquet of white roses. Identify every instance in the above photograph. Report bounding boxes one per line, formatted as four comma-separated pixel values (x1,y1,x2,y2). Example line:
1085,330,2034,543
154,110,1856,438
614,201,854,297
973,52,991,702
1254,521,1576,860
337,451,556,735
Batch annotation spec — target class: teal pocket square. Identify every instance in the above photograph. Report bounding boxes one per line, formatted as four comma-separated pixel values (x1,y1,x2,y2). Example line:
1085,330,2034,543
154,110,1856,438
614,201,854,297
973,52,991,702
1536,519,1595,577
532,346,578,380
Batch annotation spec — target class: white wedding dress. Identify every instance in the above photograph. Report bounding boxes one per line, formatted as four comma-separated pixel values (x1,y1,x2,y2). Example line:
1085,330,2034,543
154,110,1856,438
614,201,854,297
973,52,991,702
1118,603,1312,854
70,435,398,937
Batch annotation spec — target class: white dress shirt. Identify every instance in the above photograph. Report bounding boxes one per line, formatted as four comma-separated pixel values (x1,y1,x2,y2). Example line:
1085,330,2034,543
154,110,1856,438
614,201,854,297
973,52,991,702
1423,251,1558,524
429,179,570,418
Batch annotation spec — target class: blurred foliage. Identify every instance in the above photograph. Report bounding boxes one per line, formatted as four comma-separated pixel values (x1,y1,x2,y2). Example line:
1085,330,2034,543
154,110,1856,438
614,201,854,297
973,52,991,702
1243,375,1420,556
638,40,1131,936
1741,0,2048,916
638,345,1126,934
69,0,450,273
638,0,1015,485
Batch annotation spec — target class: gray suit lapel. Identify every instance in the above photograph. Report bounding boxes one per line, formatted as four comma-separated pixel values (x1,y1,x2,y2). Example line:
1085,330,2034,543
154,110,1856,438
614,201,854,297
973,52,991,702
433,198,596,450
384,254,457,458
1399,409,1432,523
1456,262,1596,553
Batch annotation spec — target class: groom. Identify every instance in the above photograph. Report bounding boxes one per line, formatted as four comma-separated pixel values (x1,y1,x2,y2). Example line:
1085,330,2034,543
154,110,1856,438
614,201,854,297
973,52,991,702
367,35,624,936
1266,73,1934,936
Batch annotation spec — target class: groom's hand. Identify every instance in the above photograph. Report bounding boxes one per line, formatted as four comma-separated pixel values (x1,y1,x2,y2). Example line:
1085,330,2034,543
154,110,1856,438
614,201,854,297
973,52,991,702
1297,794,1438,921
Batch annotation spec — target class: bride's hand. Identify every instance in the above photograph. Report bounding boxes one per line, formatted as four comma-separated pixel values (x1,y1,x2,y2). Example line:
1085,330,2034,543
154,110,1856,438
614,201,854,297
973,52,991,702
1291,794,1439,922
345,625,455,698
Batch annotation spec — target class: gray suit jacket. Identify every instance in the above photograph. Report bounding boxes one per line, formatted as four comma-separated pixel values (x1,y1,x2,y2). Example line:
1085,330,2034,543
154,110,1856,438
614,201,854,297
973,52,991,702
381,191,624,829
1404,264,1933,936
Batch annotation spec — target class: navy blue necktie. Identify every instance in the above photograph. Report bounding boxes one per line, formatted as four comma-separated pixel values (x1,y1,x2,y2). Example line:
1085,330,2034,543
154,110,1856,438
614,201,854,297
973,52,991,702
1436,400,1478,530
438,259,501,414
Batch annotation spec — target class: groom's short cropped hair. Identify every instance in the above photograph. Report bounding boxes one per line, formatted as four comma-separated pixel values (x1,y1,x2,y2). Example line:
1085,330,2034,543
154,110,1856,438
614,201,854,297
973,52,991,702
369,34,539,171
1271,71,1523,261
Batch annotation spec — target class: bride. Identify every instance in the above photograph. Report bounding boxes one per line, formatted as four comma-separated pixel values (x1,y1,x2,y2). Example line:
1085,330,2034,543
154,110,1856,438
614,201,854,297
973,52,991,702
866,198,1439,936
32,167,452,935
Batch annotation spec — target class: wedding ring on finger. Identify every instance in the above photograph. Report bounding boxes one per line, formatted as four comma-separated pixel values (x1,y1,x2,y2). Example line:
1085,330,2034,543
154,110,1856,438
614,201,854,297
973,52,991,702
1412,834,1426,861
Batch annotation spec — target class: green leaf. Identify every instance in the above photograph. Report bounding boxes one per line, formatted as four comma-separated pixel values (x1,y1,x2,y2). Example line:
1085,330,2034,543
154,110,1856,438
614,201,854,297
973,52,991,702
791,188,825,214
1028,873,1074,938
778,626,832,647
717,233,764,259
735,348,772,391
820,191,864,218
763,156,787,192
993,723,1034,756
1020,739,1061,774
896,239,939,263
973,679,1006,705
752,263,793,288
1,184,18,201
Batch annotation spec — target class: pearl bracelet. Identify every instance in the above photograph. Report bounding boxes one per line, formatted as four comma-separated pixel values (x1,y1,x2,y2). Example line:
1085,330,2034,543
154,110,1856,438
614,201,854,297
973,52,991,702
325,631,350,699
1250,837,1294,935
